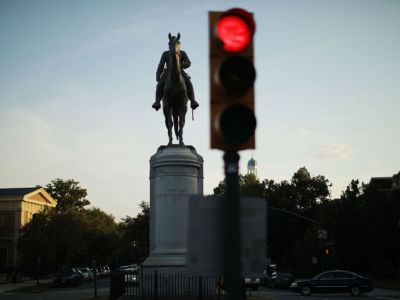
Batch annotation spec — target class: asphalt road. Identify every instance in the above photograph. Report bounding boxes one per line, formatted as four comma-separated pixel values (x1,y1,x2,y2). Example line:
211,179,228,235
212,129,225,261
252,286,400,300
1,277,109,300
2,279,400,300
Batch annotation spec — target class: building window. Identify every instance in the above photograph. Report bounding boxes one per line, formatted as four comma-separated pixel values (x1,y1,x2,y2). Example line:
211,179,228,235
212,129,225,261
0,247,7,266
0,213,14,238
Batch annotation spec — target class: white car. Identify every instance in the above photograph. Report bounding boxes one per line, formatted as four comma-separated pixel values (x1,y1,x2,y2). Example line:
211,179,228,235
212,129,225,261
76,267,93,282
244,277,260,290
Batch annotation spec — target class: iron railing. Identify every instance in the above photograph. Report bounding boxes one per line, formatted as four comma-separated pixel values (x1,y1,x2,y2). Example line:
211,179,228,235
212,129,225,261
110,271,223,299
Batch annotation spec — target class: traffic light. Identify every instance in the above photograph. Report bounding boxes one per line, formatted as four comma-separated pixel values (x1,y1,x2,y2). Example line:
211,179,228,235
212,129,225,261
209,8,256,151
325,248,329,255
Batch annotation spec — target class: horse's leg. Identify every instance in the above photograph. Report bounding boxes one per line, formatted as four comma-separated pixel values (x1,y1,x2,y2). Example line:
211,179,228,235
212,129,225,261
163,105,173,145
178,105,187,145
173,110,179,142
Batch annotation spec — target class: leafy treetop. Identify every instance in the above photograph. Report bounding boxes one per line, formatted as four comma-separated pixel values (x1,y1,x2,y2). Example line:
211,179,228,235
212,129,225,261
45,178,90,212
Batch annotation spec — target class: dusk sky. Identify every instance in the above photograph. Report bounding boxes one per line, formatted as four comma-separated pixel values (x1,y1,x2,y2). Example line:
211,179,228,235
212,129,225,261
1,0,399,220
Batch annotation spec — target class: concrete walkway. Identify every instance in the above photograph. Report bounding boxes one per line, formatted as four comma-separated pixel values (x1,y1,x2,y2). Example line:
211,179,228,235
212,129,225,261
0,277,54,293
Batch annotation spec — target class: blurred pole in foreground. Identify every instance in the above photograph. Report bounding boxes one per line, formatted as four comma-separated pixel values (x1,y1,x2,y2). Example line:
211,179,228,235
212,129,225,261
223,151,242,300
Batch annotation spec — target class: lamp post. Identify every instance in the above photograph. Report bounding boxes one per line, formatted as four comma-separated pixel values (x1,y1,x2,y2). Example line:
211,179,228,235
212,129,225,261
36,256,41,286
132,240,137,263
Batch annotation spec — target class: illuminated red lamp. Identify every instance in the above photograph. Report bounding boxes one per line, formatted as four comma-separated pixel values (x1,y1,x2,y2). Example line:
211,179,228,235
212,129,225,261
216,8,255,52
325,249,329,255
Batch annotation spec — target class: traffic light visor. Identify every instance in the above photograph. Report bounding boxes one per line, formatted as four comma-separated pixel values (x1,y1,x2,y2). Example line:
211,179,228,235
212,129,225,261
216,8,255,52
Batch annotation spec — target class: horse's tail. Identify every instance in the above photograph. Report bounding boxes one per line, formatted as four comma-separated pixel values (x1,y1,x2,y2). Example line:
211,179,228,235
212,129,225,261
173,111,179,141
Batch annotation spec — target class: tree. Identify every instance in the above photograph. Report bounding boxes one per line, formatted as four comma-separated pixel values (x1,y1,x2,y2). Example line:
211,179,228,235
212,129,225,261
118,201,150,264
213,167,332,274
18,179,119,274
18,207,120,272
340,179,363,199
324,179,400,276
213,174,266,198
212,167,400,277
17,210,54,275
80,208,120,266
45,178,90,211
240,174,266,197
291,167,331,214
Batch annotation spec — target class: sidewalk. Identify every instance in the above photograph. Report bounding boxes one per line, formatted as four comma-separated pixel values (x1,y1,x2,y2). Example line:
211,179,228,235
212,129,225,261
0,277,54,293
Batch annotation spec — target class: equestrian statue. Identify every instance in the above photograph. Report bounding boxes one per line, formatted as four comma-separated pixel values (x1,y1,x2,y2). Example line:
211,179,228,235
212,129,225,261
152,33,199,145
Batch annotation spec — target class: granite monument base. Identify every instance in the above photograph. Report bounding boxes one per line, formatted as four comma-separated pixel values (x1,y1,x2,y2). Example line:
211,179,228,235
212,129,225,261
141,145,203,275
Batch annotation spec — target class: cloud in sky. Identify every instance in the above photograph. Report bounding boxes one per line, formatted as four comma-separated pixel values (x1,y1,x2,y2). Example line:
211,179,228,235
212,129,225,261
305,144,356,161
300,128,312,136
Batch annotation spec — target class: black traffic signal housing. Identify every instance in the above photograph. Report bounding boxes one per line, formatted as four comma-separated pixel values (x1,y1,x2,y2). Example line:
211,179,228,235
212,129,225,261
209,8,257,151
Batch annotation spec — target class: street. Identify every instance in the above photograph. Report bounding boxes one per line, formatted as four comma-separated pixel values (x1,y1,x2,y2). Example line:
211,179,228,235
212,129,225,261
252,286,400,300
2,279,400,300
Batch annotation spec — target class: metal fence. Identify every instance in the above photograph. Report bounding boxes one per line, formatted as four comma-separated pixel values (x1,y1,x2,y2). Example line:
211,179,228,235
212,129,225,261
110,271,223,299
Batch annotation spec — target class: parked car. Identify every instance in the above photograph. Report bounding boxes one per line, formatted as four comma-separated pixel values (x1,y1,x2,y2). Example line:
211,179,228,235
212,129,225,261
103,266,111,277
92,268,105,279
119,265,129,271
76,267,93,282
261,264,276,286
124,270,139,286
54,268,82,286
119,265,137,272
268,272,295,289
75,269,85,283
127,264,138,271
244,277,260,290
97,266,109,278
89,268,98,279
290,270,373,296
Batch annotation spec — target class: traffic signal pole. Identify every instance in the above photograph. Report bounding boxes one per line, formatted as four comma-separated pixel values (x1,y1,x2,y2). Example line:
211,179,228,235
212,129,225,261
209,9,256,299
223,151,242,300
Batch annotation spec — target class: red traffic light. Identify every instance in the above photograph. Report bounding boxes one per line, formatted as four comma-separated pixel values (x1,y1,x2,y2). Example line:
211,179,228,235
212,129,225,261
209,9,256,150
216,8,255,52
325,249,329,255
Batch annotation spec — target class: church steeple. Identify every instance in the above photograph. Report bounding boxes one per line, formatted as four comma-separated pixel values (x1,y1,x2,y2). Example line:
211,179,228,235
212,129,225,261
247,155,258,178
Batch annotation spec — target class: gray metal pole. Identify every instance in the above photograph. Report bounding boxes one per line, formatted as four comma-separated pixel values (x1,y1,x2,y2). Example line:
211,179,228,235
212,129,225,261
223,151,242,300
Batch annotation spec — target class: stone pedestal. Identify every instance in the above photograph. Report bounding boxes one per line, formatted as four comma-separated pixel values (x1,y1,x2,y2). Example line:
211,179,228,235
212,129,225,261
142,145,203,274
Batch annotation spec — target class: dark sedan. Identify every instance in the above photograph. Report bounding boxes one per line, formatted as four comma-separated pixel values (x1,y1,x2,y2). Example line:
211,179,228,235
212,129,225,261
54,267,82,286
268,272,295,289
290,270,373,296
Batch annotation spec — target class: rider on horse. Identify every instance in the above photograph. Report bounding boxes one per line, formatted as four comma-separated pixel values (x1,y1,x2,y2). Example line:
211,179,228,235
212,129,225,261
152,34,199,111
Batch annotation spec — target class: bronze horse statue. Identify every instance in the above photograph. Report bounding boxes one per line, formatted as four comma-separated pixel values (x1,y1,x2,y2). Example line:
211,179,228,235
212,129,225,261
162,33,188,145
